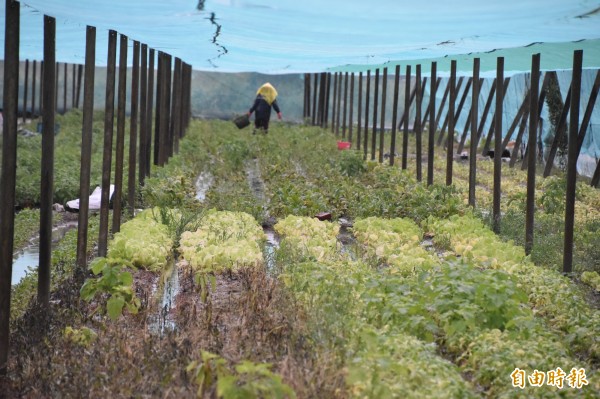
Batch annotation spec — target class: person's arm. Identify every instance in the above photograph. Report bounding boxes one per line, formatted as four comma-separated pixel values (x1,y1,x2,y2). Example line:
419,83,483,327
272,99,282,119
248,97,259,116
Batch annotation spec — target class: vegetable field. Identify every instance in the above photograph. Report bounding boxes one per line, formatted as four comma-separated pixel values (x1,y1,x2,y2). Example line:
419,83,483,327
3,115,600,398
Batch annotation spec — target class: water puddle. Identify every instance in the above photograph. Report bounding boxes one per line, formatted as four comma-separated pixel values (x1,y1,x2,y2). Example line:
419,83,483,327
11,221,78,286
245,159,266,203
195,170,214,201
263,226,280,275
422,238,434,248
336,218,357,261
148,260,180,335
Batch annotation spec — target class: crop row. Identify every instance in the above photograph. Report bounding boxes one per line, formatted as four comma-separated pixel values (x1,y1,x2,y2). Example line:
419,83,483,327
424,214,600,362
276,215,477,398
279,215,599,397
179,210,265,272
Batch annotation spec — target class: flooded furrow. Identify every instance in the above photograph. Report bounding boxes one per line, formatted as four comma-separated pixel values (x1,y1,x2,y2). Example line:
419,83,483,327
148,259,180,335
245,158,267,204
11,221,78,285
195,169,214,202
337,218,358,261
263,226,280,275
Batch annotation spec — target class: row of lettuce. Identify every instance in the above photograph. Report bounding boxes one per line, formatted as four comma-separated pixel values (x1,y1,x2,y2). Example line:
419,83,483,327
77,206,295,397
11,114,600,278
139,119,600,277
80,203,599,397
280,214,599,398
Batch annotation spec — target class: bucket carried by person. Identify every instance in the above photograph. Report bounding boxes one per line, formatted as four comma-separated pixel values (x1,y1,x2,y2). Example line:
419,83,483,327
233,113,250,129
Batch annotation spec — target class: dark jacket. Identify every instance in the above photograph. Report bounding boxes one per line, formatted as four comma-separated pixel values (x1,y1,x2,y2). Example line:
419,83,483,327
249,94,280,120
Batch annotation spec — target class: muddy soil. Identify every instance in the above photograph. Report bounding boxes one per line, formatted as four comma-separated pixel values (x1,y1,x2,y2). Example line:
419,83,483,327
1,253,345,398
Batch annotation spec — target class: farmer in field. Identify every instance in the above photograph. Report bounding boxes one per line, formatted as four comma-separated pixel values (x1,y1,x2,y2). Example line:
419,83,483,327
247,82,282,134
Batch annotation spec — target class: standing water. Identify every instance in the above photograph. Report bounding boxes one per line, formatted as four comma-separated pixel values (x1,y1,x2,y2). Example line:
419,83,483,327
263,226,280,275
11,221,78,285
148,260,180,335
338,219,357,261
195,170,214,201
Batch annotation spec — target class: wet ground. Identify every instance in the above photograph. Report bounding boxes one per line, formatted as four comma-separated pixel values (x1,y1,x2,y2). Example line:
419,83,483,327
12,217,78,285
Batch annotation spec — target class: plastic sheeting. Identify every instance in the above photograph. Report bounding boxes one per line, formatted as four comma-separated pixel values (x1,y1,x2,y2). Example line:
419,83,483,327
0,0,599,73
376,68,600,177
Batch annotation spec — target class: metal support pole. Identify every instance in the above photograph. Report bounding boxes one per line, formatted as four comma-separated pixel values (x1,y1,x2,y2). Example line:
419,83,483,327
446,61,456,186
154,52,163,166
323,73,331,129
331,72,338,133
112,34,128,234
592,159,600,187
98,30,117,257
402,65,411,169
303,73,308,119
31,60,37,117
0,0,20,375
146,49,155,176
428,62,437,186
493,57,504,233
371,68,379,161
171,57,182,155
379,67,387,163
525,54,540,255
40,60,44,114
164,54,172,160
343,71,349,139
349,73,355,142
76,26,96,271
63,62,67,113
38,15,56,310
336,72,342,135
72,63,76,109
180,63,188,134
128,41,140,215
317,72,326,127
390,65,400,167
180,63,190,133
54,62,58,113
563,50,582,274
23,59,29,123
159,53,171,165
357,72,363,150
415,65,422,180
468,59,480,207
311,73,318,126
363,70,370,159
139,44,148,186
75,64,83,108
